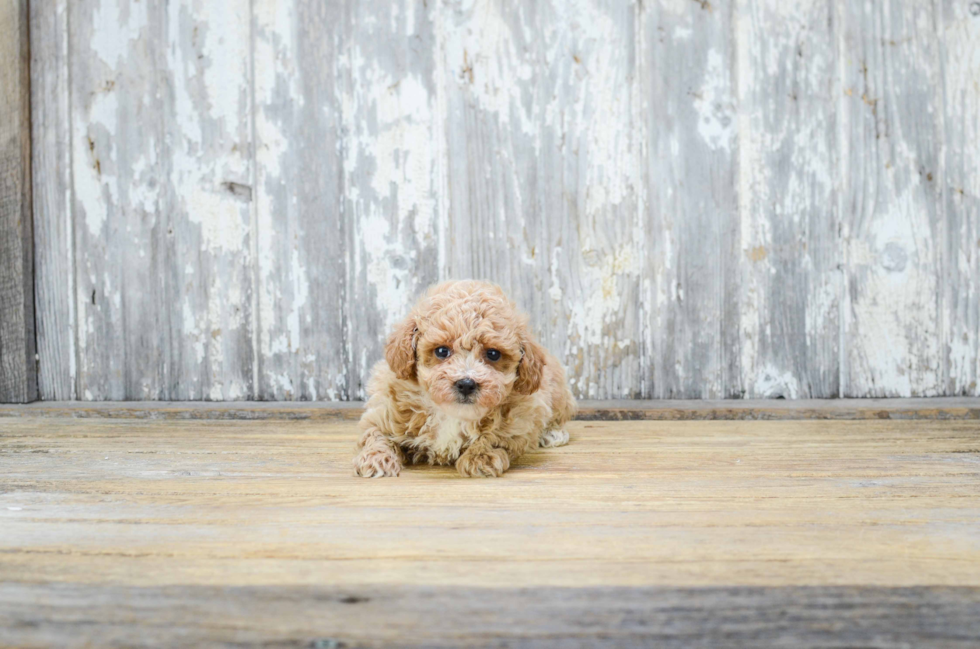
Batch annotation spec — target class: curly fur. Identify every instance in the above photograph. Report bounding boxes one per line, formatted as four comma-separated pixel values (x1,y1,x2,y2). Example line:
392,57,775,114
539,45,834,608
353,280,576,478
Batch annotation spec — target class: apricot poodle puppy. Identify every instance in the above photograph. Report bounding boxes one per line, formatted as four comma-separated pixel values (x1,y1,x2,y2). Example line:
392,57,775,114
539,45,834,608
353,280,576,478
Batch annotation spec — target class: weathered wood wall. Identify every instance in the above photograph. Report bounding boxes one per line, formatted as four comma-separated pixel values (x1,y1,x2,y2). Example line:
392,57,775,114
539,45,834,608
26,0,980,401
0,0,37,404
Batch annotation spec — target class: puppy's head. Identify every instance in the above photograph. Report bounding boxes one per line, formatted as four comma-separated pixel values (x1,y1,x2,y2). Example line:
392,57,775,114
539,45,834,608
385,280,545,420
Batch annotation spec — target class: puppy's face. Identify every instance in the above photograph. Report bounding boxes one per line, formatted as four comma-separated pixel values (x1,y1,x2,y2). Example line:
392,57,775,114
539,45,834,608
414,323,522,420
384,281,546,421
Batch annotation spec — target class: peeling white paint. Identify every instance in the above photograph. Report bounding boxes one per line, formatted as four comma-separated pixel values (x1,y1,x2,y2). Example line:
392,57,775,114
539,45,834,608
90,0,148,67
74,91,118,237
753,364,801,399
695,49,735,152
52,0,979,402
442,0,535,135
567,244,638,349
343,31,440,341
673,25,692,40
183,300,205,364
548,246,563,302
287,248,309,353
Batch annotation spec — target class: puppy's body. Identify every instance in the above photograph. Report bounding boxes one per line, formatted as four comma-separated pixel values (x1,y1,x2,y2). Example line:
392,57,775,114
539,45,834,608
354,281,575,478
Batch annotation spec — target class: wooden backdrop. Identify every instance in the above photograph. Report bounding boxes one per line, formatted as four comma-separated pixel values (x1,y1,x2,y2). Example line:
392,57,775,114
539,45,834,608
27,0,980,401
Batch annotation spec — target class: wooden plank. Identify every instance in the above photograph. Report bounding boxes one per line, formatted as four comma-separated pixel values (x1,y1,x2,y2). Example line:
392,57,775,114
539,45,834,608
163,0,255,400
0,418,978,592
940,0,980,396
839,0,946,397
341,0,443,399
0,0,36,404
440,0,643,399
641,0,741,398
69,0,254,400
252,0,347,400
1,583,978,648
1,397,979,420
735,0,840,398
69,0,167,400
30,0,75,401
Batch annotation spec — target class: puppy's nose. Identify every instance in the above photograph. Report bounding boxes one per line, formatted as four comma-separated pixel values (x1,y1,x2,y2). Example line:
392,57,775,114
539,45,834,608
455,378,478,397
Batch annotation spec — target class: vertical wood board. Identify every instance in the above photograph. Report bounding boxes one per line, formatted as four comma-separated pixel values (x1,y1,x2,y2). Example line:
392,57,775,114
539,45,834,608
838,0,945,397
735,0,840,398
30,0,74,400
253,0,347,400
0,0,37,404
641,0,741,398
341,0,444,399
441,0,643,399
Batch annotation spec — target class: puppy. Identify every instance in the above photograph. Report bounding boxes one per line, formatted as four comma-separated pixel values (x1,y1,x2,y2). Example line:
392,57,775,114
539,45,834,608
353,280,576,478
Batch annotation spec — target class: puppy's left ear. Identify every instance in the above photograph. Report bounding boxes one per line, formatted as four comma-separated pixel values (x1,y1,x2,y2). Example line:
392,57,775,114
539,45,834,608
514,333,546,395
385,316,418,381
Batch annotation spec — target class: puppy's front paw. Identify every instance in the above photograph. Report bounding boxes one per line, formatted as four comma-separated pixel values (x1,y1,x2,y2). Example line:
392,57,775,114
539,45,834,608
539,429,570,448
456,447,510,478
353,449,402,478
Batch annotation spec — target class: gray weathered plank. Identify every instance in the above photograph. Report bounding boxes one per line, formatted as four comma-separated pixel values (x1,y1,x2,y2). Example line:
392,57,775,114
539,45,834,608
341,0,443,399
69,0,254,400
2,583,979,648
439,2,548,342
164,0,255,400
839,0,945,397
441,0,644,400
735,0,840,397
253,0,348,400
30,0,75,401
641,0,740,398
0,0,36,404
69,0,171,399
940,0,980,396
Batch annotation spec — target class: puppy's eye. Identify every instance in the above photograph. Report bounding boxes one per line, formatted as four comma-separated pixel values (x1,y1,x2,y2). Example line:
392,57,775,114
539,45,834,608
485,349,501,362
434,346,452,359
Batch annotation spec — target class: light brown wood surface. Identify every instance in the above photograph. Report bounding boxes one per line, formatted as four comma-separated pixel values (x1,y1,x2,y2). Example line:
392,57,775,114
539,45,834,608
2,417,979,589
2,415,980,647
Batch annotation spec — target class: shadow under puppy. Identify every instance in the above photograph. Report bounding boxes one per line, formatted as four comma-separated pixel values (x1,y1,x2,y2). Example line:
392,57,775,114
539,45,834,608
354,280,576,478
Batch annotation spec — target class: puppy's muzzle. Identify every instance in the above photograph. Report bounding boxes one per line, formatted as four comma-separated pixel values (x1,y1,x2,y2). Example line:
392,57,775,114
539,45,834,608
454,378,479,401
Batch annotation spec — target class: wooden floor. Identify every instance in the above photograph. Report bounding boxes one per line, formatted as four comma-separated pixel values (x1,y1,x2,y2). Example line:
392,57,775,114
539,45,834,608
2,409,979,647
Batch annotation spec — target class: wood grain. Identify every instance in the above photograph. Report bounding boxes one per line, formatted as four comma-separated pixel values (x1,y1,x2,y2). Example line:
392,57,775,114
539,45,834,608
941,0,980,396
443,0,643,400
736,0,840,398
1,416,979,645
0,0,36,404
839,0,946,397
30,0,74,401
253,0,347,400
2,397,979,421
341,0,443,399
1,417,979,588
163,0,255,400
2,583,978,648
641,0,740,399
68,0,255,400
25,0,980,401
69,0,167,399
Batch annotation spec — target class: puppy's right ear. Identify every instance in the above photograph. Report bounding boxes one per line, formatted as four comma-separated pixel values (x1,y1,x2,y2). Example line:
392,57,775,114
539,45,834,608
385,317,418,381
